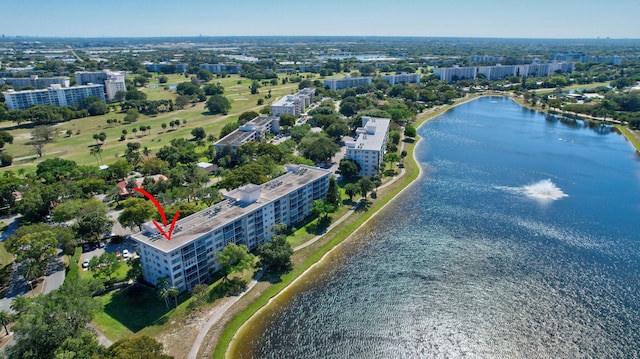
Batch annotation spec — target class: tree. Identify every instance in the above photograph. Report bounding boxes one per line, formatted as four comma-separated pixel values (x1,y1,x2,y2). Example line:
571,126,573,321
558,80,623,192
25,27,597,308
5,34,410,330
256,235,293,272
238,111,259,125
7,278,104,359
6,229,58,267
191,127,206,140
312,199,335,220
219,122,239,138
89,252,121,281
106,336,173,359
339,159,361,178
118,198,155,231
89,145,103,165
203,83,224,96
158,75,168,84
404,125,417,138
0,130,14,149
279,113,296,127
215,243,255,281
358,176,374,198
250,80,260,94
0,153,12,167
206,94,231,115
31,125,57,142
54,331,105,359
74,211,113,243
0,310,14,336
197,69,213,82
124,108,140,123
344,183,360,201
326,176,341,207
167,286,180,308
299,133,339,164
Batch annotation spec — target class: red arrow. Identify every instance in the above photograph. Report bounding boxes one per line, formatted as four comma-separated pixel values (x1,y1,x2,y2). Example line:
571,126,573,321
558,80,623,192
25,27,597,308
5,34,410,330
132,188,180,241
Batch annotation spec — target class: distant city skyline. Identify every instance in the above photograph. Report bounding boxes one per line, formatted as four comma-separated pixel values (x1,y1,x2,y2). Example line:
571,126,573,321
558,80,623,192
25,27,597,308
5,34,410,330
2,0,638,39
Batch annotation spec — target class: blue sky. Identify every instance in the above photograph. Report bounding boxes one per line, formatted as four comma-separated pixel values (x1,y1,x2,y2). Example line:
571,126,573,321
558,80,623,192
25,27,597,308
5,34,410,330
2,0,638,38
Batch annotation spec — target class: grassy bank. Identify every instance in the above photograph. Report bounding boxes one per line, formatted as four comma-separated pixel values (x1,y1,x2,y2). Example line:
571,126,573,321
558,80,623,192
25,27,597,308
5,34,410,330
217,138,420,359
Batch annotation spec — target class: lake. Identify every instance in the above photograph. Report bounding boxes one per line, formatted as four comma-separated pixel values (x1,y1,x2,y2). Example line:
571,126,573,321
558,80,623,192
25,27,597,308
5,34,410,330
233,96,640,358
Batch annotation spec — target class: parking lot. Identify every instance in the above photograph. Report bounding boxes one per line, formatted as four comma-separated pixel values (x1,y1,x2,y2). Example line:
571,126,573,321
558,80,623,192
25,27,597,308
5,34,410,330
81,237,138,269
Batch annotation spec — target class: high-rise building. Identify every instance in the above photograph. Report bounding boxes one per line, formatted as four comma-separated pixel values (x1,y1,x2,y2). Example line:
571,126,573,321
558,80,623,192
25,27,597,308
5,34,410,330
75,70,126,101
323,76,373,90
0,75,69,89
345,117,390,178
433,66,477,83
199,63,242,74
3,84,105,110
131,164,331,291
214,115,280,151
382,73,421,85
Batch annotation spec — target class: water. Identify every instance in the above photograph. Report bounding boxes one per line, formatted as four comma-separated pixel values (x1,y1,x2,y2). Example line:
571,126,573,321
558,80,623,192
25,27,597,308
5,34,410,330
234,97,640,358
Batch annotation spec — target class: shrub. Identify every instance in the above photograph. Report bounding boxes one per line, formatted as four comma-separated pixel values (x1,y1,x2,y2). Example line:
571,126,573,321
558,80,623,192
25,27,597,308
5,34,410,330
66,247,83,282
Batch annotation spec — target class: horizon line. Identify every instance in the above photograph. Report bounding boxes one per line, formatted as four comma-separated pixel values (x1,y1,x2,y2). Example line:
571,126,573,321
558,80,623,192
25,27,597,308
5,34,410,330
2,35,640,41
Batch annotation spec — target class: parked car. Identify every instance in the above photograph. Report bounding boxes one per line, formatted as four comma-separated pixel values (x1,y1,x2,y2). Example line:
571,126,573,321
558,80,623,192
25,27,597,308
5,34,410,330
98,241,106,248
122,249,130,258
82,259,90,268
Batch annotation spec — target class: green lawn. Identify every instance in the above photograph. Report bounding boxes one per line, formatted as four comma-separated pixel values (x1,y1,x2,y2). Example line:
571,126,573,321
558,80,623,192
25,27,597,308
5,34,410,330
94,285,173,341
0,73,306,175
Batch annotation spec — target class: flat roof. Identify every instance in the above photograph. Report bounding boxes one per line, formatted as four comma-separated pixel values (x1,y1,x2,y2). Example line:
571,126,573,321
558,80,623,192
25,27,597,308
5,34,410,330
131,165,331,253
214,130,255,147
348,117,390,152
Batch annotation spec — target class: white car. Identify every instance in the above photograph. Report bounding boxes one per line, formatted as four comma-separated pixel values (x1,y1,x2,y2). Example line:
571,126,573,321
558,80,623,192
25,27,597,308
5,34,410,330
82,259,90,268
122,249,130,258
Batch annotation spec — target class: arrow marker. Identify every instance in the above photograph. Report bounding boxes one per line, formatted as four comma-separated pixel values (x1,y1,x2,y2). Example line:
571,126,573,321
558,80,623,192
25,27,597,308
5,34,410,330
133,188,180,241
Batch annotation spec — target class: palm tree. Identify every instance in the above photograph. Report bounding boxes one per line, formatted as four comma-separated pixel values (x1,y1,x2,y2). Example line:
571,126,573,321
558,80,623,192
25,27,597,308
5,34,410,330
167,286,180,308
156,276,170,309
11,296,30,315
89,146,103,165
22,260,44,291
142,146,152,158
0,310,14,336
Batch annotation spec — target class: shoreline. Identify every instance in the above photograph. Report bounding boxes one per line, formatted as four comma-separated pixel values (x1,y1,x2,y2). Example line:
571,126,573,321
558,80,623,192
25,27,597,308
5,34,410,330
218,95,474,358
215,91,640,358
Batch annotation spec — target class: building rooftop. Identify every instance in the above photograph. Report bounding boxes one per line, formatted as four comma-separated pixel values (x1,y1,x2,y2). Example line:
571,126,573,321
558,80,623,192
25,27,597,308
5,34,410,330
131,165,331,253
346,117,390,152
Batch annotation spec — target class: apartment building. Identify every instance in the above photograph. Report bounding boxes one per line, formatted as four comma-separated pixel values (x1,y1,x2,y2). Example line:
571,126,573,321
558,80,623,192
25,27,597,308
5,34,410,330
75,70,126,101
345,116,390,178
131,164,331,291
382,72,421,85
3,84,105,110
271,87,315,117
214,115,280,151
0,75,69,89
199,63,242,74
323,76,373,90
433,66,477,83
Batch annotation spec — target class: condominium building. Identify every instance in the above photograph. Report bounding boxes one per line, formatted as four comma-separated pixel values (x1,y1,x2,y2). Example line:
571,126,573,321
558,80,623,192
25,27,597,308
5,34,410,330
214,115,280,151
433,66,477,83
271,87,315,117
131,164,331,291
470,55,504,63
323,76,372,90
345,116,390,178
440,61,575,82
382,72,421,85
3,84,105,110
75,70,126,101
0,75,69,89
199,63,242,74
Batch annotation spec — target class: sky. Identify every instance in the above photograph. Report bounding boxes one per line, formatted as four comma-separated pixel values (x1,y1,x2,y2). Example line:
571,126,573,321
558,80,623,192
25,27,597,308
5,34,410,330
2,0,638,39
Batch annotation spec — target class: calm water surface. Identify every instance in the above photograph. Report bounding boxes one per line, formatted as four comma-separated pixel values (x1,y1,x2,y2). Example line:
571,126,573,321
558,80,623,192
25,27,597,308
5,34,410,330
236,97,640,358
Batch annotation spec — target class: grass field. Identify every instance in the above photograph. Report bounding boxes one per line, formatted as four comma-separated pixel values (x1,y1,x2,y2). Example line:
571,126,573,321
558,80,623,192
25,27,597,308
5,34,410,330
0,72,330,175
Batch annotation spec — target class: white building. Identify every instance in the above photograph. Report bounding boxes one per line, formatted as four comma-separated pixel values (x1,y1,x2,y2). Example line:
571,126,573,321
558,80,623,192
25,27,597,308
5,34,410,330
323,76,372,90
75,70,126,101
3,84,105,110
382,73,421,85
0,75,69,89
199,63,242,74
433,66,477,83
214,115,280,151
345,116,390,178
271,87,315,117
131,164,331,291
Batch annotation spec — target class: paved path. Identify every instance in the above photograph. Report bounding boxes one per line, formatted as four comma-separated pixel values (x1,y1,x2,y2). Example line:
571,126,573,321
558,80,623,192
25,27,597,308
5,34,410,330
187,269,264,359
187,138,410,358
